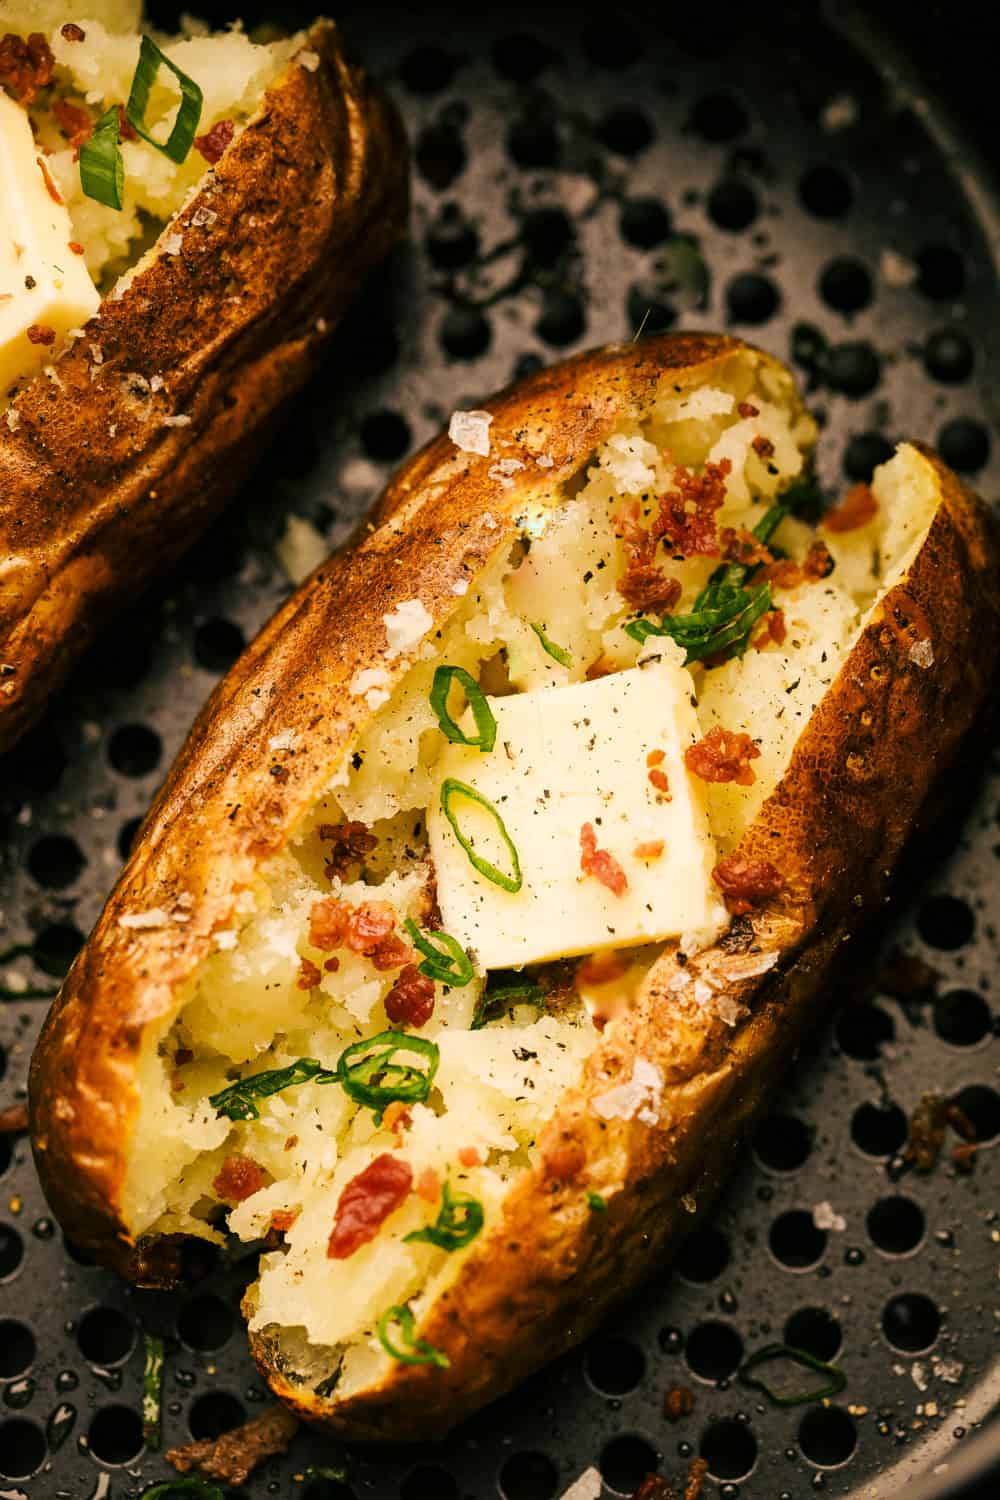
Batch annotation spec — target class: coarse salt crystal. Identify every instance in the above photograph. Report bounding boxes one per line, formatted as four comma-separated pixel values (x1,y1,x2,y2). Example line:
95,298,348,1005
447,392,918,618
880,248,917,287
268,729,300,753
5,409,20,431
89,343,103,365
383,598,434,659
162,232,183,255
692,978,715,1007
451,578,470,596
190,206,217,228
162,414,192,427
118,908,170,930
909,637,934,669
214,929,237,950
536,453,554,469
349,666,391,709
931,1356,964,1384
149,374,165,392
813,1200,846,1232
592,1057,663,1126
449,409,493,456
298,48,320,70
714,995,747,1028
911,1362,929,1392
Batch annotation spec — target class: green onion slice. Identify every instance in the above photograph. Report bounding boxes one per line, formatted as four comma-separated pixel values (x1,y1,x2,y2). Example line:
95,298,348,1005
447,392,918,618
337,1030,439,1114
405,1179,484,1251
142,1333,164,1450
440,778,522,893
624,581,772,663
79,105,124,209
403,919,474,987
739,1343,847,1407
430,666,497,751
126,35,204,163
141,1482,225,1499
377,1304,450,1368
530,622,573,667
471,979,545,1029
586,1191,607,1213
209,1058,335,1121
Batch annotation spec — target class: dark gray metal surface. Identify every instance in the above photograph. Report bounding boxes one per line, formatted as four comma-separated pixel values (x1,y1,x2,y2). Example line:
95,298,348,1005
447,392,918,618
0,4,997,1496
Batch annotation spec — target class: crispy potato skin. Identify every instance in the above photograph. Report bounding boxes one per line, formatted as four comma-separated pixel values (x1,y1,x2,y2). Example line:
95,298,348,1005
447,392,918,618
0,20,408,753
28,335,1000,1435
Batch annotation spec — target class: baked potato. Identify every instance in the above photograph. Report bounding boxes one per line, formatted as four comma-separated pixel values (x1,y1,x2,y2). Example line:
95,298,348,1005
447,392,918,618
0,0,407,751
29,332,1000,1440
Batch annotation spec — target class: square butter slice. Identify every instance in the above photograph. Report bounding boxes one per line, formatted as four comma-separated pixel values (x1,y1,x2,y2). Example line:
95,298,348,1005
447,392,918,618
427,659,724,969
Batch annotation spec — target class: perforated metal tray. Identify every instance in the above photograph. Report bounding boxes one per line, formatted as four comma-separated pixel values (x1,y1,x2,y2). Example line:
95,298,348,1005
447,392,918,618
0,3,997,1497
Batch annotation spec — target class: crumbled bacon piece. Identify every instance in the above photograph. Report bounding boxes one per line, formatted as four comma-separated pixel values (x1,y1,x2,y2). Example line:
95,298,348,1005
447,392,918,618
344,900,396,954
319,819,378,878
579,822,628,896
69,241,85,254
823,481,877,533
633,1478,675,1500
416,1167,440,1203
370,930,415,973
656,458,732,557
576,951,628,986
634,840,665,860
36,156,63,204
268,1209,299,1234
61,22,86,41
327,1153,412,1259
664,1384,696,1421
765,539,835,589
544,1138,586,1182
802,538,834,579
383,1101,412,1138
719,526,774,569
753,608,787,650
213,1154,267,1203
647,749,665,767
26,324,56,345
384,964,435,1027
166,1403,298,1487
52,98,93,151
712,852,783,914
685,1458,710,1500
296,957,321,991
0,32,54,103
685,726,760,786
737,401,759,419
458,1146,481,1168
614,500,682,614
194,118,235,164
116,104,138,141
751,434,775,459
649,768,670,794
308,896,349,950
307,897,412,969
323,955,340,972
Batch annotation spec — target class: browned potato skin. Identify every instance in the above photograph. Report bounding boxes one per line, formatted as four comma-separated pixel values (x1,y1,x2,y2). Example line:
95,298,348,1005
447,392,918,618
0,20,408,753
28,334,1000,1435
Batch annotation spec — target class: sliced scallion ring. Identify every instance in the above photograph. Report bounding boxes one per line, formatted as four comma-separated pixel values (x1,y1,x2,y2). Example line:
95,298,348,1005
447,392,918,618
126,35,204,163
739,1343,847,1407
430,665,497,751
79,105,124,209
439,778,522,893
529,622,573,667
377,1304,449,1368
403,919,475,987
404,1179,484,1251
336,1030,439,1114
471,980,544,1029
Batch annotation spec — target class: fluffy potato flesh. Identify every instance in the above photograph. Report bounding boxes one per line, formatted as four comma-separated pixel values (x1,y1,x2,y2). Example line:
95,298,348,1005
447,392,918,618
120,363,935,1398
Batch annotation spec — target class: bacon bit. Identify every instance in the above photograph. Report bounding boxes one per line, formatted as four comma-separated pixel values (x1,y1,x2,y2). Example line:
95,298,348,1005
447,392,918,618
308,897,348,950
614,499,683,614
52,99,93,151
416,1166,440,1203
0,32,54,104
68,240,85,255
213,1155,267,1203
685,1458,710,1500
116,104,138,142
296,957,321,991
544,1138,586,1182
753,608,787,650
323,955,340,972
633,1478,675,1500
576,951,628,986
952,1140,980,1171
194,118,235,164
719,525,774,569
384,964,435,1027
579,822,628,897
823,481,877,533
36,156,63,205
902,1094,978,1174
327,1153,412,1259
634,840,665,860
685,726,760,786
307,897,412,970
737,401,759,418
585,653,616,680
166,1403,299,1487
268,1209,299,1234
712,852,783,915
751,434,775,459
382,1101,412,1138
319,819,378,878
647,750,666,767
766,539,835,589
656,458,732,557
648,768,670,794
0,1102,29,1134
664,1384,696,1421
803,538,835,579
345,900,396,954
26,324,56,345
61,22,86,41
458,1146,481,1168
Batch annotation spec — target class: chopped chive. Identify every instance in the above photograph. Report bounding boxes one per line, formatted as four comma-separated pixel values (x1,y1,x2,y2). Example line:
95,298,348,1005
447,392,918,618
405,1180,484,1251
430,666,497,751
142,1333,164,1450
79,105,124,209
337,1030,439,1115
209,1058,335,1121
440,778,522,893
126,35,204,163
403,919,475,987
471,980,545,1029
624,581,772,662
377,1304,449,1368
530,622,573,667
587,1192,607,1212
739,1343,847,1406
141,1481,225,1498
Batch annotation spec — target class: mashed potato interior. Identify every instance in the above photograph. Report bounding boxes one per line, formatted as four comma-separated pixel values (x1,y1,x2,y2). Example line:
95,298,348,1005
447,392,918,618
120,354,934,1399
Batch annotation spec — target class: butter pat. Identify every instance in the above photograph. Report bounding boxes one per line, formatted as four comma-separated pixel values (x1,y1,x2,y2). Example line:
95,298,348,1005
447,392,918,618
428,660,724,968
0,93,99,397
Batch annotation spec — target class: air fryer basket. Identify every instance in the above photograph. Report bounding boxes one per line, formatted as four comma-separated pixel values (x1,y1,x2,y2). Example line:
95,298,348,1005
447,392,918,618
0,2,997,1496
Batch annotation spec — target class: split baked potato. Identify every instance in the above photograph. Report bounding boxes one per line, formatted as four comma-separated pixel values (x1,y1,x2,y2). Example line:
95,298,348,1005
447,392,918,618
30,333,1000,1440
0,0,407,751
